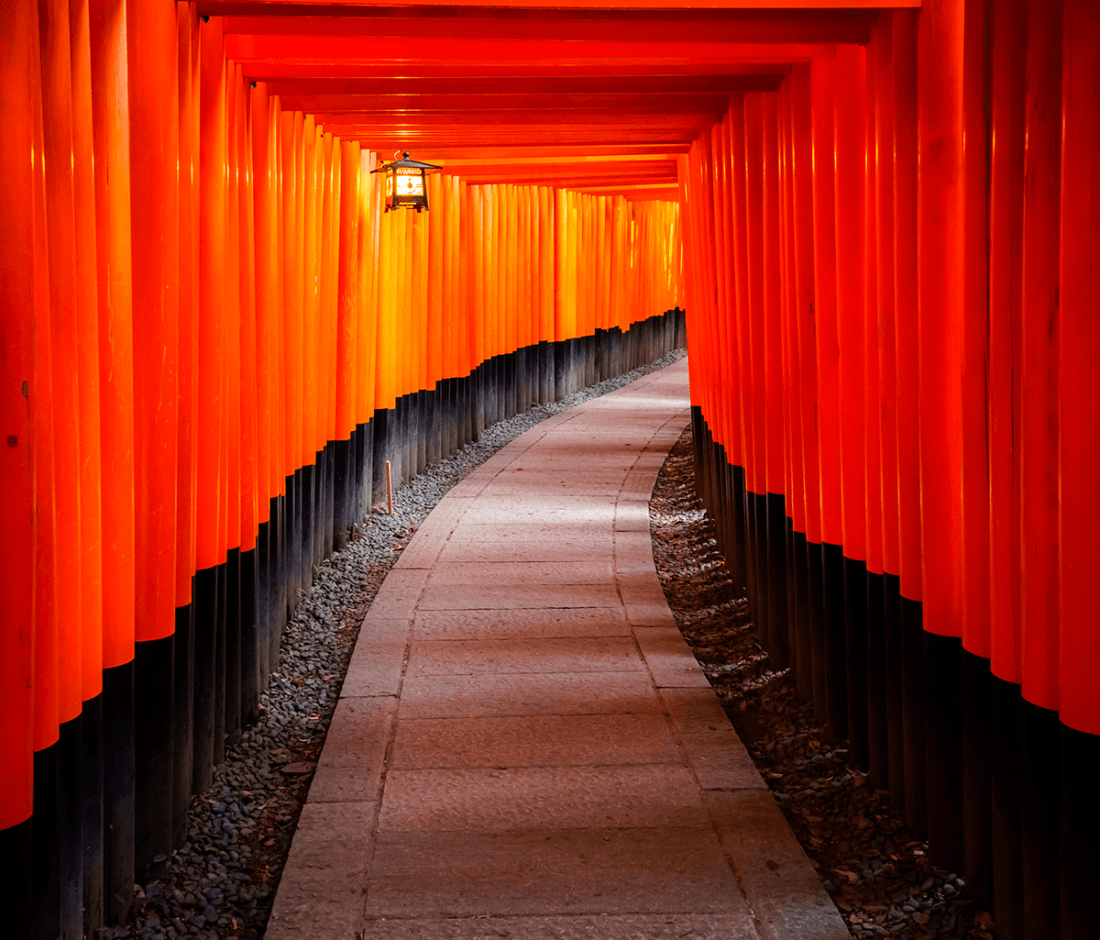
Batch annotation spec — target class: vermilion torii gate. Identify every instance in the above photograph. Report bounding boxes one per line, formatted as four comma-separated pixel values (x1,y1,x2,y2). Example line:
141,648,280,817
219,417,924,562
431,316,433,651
1,1,1097,938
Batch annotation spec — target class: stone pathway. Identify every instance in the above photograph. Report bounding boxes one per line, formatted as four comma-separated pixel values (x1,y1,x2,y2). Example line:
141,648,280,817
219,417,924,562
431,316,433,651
266,360,847,940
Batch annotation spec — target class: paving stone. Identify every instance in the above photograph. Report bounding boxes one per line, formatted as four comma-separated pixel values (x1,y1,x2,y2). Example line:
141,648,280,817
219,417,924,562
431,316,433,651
265,801,376,940
634,626,711,686
488,475,627,496
617,569,667,598
443,476,491,498
406,637,645,677
615,500,653,531
445,523,613,543
457,503,618,527
418,581,621,611
378,765,710,832
411,607,630,641
366,569,430,618
358,913,759,940
614,549,659,576
706,789,849,940
342,630,410,698
309,697,397,803
437,539,609,564
427,561,614,586
614,530,659,570
681,729,768,791
391,713,681,768
624,600,677,628
659,687,736,736
366,828,746,918
397,671,661,719
389,535,447,570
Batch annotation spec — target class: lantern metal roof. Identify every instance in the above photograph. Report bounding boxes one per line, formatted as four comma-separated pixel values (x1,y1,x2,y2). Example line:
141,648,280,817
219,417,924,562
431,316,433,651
371,152,443,175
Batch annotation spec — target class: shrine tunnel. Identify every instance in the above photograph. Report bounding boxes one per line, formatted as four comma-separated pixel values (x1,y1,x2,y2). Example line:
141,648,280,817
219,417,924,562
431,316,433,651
2,1,1098,938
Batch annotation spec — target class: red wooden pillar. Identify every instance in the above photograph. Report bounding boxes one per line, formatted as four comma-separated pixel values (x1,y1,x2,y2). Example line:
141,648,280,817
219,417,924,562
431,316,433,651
71,0,105,700
834,44,868,570
1057,7,1100,934
1057,0,1100,746
90,0,136,668
987,0,1027,692
237,67,259,554
250,82,275,519
810,59,842,558
0,0,46,831
917,0,965,640
39,0,86,730
128,0,179,643
1017,0,1062,720
337,141,362,441
176,2,199,609
197,14,227,572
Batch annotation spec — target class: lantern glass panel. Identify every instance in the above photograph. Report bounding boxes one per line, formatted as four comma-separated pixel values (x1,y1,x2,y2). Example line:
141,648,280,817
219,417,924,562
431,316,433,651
395,168,424,198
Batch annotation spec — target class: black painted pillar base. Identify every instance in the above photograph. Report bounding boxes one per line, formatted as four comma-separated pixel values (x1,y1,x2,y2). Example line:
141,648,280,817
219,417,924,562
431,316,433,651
1,815,34,940
31,742,62,940
1060,724,1100,940
790,529,813,703
81,693,105,936
133,633,174,878
990,673,1023,940
240,547,260,728
923,631,963,874
882,574,905,812
806,539,828,726
864,571,888,788
1021,701,1061,938
102,660,135,924
371,407,391,507
332,436,354,550
172,601,194,847
961,648,992,911
192,566,218,793
900,595,927,834
821,543,847,743
764,494,788,669
843,557,869,770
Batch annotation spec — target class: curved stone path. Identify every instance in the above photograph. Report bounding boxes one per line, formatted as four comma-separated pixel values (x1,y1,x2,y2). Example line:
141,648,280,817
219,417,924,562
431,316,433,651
267,359,847,940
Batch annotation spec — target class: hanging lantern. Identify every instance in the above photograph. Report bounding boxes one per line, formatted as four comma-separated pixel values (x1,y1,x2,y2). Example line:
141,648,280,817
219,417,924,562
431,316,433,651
372,151,441,213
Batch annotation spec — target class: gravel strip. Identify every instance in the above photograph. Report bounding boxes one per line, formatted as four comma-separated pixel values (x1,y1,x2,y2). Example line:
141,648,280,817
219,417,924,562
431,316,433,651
649,428,997,940
102,349,686,940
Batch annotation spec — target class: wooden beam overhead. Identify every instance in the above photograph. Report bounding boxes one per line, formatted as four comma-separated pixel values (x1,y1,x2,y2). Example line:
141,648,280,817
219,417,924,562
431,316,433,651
221,11,874,44
201,1,918,12
225,34,834,63
275,92,739,113
204,0,905,191
261,72,788,96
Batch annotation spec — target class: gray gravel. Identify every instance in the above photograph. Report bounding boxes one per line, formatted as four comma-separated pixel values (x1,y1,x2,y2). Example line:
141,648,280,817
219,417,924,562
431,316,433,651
102,348,685,940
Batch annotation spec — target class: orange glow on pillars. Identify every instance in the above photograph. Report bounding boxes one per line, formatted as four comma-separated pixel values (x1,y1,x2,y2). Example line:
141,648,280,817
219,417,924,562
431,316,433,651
128,0,180,641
